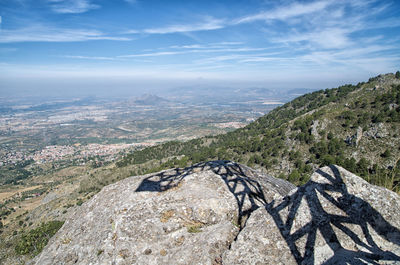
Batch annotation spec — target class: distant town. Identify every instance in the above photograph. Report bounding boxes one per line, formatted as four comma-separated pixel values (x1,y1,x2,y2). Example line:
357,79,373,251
0,142,155,166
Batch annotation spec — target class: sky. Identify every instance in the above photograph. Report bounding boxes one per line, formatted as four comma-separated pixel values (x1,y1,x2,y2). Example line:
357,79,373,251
0,0,400,99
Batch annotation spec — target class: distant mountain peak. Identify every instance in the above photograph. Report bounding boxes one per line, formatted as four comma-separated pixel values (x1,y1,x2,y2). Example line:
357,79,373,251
134,94,170,105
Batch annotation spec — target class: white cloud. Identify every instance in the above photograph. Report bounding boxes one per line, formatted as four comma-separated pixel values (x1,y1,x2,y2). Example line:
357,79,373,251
64,55,117,60
169,42,243,49
274,28,353,49
118,51,186,58
128,17,225,34
242,0,397,54
0,26,130,43
117,47,269,58
48,0,99,14
235,0,333,24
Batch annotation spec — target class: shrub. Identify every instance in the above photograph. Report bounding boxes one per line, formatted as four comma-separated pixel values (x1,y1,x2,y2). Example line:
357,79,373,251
15,220,64,256
381,149,391,158
288,170,301,183
187,224,202,233
76,199,84,206
320,154,336,166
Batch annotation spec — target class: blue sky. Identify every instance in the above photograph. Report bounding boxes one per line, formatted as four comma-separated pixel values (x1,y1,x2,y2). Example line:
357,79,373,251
1,0,400,98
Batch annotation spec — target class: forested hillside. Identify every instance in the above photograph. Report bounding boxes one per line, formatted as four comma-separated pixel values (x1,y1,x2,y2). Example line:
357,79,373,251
97,73,400,193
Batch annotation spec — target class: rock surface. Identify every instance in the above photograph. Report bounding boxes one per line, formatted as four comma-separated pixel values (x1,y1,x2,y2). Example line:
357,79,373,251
32,162,400,265
346,126,363,146
32,161,294,265
225,165,400,264
365,122,389,139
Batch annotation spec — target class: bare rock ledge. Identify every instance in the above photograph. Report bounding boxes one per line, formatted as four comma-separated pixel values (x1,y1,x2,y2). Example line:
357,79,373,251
32,161,400,265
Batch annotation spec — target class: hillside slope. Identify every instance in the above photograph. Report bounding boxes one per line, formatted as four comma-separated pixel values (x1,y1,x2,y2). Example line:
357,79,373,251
114,72,400,193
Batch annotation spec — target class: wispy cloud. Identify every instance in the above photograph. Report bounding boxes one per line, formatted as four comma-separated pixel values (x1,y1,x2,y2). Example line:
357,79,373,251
127,17,225,34
235,0,333,24
118,47,269,58
61,44,274,64
273,28,354,49
251,0,399,52
0,26,130,43
124,1,335,35
64,55,117,60
192,52,287,65
169,42,243,49
300,44,400,65
48,0,99,14
118,51,185,58
1,0,399,87
55,0,400,77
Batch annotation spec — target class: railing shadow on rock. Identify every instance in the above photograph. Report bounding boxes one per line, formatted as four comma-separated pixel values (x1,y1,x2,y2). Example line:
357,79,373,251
265,165,400,264
135,162,400,264
135,160,267,227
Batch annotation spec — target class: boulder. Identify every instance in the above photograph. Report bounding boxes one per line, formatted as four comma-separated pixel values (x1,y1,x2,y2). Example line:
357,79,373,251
225,165,400,264
31,161,294,265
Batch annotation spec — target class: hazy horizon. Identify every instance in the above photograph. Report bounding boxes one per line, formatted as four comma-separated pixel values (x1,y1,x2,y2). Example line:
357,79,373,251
1,0,400,99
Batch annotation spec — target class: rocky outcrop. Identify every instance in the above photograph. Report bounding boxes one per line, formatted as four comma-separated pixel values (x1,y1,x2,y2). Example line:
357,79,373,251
225,165,400,264
310,119,327,141
32,161,294,265
346,126,363,146
32,162,400,265
310,120,320,139
365,122,389,139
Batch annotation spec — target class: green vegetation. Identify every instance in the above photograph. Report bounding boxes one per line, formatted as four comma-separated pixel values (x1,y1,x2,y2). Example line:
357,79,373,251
0,159,34,185
186,223,203,233
15,220,64,256
0,204,15,220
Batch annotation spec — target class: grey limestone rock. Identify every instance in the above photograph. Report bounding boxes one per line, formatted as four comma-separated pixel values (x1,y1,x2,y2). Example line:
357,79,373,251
224,165,400,265
310,120,320,139
310,119,328,141
389,103,399,111
41,192,59,205
365,122,389,139
32,161,294,265
346,126,363,146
